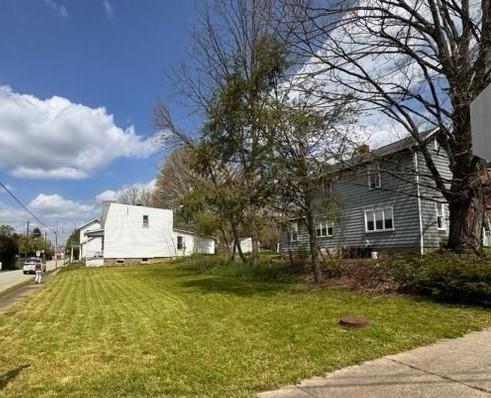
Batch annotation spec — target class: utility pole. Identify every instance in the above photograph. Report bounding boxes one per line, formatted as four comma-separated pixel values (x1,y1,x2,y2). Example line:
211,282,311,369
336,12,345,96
25,220,30,259
55,222,58,270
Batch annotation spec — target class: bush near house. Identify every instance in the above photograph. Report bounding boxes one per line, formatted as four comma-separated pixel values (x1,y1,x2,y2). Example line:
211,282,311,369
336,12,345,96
391,253,491,307
322,253,491,307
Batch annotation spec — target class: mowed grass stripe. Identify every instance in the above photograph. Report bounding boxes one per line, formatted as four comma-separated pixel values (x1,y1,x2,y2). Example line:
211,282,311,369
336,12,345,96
0,262,490,397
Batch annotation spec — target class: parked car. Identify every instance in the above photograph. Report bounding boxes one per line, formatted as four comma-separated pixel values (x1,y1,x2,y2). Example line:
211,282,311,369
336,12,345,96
23,258,46,274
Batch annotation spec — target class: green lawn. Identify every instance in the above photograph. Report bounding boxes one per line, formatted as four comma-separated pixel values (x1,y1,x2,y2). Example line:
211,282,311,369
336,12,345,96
0,261,490,397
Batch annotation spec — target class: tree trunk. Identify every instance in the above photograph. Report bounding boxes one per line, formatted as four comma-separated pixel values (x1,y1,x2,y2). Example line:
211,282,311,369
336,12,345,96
231,221,247,263
305,207,322,283
219,225,232,260
447,186,485,252
231,240,237,261
250,216,260,266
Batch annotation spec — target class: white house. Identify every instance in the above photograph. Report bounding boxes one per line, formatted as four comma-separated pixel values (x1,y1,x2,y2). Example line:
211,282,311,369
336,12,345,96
231,237,259,253
82,202,215,266
79,218,103,263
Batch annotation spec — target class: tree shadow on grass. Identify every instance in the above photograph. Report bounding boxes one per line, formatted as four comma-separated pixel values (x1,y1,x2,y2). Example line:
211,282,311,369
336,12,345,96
178,276,292,297
0,364,30,390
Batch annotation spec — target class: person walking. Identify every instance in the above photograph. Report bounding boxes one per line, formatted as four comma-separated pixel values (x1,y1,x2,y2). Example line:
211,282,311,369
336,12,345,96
34,261,42,284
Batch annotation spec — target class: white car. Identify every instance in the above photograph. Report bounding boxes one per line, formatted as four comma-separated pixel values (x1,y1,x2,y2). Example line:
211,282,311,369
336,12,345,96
23,258,46,274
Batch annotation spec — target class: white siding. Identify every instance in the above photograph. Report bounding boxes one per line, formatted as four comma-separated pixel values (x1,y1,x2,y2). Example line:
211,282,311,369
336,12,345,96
239,237,253,253
195,237,215,254
86,258,104,267
103,204,174,259
79,220,102,259
171,231,215,256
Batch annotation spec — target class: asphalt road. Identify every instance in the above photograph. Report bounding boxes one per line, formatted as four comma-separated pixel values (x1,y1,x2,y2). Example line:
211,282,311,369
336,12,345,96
0,270,31,293
0,260,61,294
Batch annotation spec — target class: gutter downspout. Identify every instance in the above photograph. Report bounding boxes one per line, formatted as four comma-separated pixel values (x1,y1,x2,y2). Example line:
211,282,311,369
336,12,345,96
414,151,424,255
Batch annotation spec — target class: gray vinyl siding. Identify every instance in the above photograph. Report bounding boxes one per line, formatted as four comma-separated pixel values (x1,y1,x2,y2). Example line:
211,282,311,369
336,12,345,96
279,142,453,254
280,149,421,252
417,146,452,248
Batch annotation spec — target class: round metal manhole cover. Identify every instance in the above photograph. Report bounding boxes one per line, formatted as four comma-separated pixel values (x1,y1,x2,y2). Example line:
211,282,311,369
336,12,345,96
339,315,369,329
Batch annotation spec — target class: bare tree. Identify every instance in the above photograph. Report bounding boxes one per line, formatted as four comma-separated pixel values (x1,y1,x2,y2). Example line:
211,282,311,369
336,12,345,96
157,0,293,264
118,185,153,207
284,0,491,251
152,146,199,211
273,99,357,282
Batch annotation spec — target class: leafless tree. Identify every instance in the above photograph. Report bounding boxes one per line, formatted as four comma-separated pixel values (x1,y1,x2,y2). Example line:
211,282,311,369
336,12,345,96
118,185,153,207
273,99,357,282
152,146,199,210
156,0,294,264
283,0,491,251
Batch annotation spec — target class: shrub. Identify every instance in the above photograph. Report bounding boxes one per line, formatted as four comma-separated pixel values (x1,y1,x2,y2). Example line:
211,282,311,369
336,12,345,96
390,253,491,306
323,259,396,292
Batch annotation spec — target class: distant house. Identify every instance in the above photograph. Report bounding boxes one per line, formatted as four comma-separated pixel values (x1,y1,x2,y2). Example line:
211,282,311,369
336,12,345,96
80,202,215,266
279,132,455,256
79,218,103,261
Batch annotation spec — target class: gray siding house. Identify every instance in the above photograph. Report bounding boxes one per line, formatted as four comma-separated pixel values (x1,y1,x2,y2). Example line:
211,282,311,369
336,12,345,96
280,133,452,255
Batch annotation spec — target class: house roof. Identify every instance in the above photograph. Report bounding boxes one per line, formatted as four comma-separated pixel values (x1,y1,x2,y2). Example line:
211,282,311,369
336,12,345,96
329,129,437,174
84,228,104,238
78,218,100,230
370,129,436,158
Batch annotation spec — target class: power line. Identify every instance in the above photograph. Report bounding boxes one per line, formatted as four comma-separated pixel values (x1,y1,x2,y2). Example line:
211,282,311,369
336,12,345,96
0,182,56,234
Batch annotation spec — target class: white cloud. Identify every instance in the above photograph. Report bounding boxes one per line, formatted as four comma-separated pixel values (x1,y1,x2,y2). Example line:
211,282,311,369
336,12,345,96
0,86,158,179
44,0,69,18
0,193,98,242
96,179,156,203
29,193,95,220
103,0,113,20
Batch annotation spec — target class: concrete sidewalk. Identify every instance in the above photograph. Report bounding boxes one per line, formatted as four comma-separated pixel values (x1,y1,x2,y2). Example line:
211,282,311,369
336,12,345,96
258,328,491,397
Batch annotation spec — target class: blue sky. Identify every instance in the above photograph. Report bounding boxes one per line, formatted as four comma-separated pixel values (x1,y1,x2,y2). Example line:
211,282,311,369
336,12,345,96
0,0,199,237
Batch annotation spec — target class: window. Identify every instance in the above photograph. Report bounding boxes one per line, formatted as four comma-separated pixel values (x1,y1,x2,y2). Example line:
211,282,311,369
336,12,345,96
142,215,149,228
368,162,381,190
436,203,446,230
323,179,334,195
364,207,394,232
316,220,334,237
177,236,184,250
433,138,440,152
288,222,299,242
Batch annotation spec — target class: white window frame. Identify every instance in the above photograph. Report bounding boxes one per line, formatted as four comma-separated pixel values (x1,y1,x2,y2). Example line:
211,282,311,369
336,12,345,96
435,203,446,230
142,215,149,228
316,220,334,238
288,222,299,242
368,162,382,190
364,207,395,233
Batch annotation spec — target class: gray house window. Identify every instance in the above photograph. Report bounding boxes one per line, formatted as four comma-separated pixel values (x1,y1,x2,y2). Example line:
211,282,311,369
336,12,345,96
323,179,333,195
288,222,299,242
436,203,446,230
143,215,149,228
433,138,440,152
177,236,184,250
368,162,382,190
364,207,394,232
316,221,334,237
